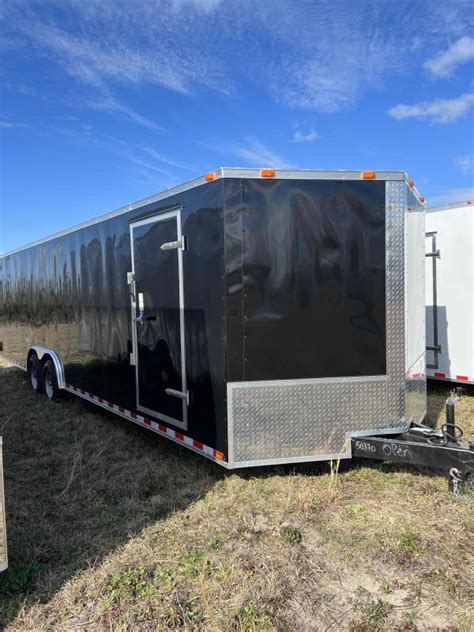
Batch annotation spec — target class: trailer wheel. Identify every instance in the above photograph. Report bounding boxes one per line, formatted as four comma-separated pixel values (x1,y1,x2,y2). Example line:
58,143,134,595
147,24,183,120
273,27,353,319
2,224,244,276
27,354,43,393
42,359,60,401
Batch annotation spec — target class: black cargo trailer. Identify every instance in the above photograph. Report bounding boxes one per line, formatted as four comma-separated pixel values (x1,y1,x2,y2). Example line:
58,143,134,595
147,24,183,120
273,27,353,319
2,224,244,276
0,169,428,467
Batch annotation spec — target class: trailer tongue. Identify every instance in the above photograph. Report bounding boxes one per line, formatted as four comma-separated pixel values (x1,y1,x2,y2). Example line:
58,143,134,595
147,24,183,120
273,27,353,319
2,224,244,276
352,395,474,498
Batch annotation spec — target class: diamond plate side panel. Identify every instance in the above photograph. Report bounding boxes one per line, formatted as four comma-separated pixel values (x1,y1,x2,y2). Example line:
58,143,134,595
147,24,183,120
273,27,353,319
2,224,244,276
405,353,427,424
228,377,387,464
386,181,406,424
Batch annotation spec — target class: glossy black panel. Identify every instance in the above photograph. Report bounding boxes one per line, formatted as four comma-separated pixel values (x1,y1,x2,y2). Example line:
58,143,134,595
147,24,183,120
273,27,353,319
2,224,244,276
0,180,227,454
223,179,244,382
133,217,183,422
236,179,386,380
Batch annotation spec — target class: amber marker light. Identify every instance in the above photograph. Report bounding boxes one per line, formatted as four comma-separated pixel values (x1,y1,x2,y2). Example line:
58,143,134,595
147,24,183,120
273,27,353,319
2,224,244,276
361,171,376,179
204,171,216,182
260,169,276,177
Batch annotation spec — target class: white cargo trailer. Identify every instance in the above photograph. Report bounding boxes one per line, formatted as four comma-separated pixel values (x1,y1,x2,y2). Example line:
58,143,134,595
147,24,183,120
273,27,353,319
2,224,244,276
425,201,474,385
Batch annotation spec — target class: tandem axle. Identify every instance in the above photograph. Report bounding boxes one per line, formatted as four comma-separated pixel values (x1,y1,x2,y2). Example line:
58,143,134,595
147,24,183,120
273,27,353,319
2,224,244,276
352,395,474,498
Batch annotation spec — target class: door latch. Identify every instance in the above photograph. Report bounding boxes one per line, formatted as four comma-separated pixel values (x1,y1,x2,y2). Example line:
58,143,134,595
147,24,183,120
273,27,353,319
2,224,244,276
161,236,186,251
127,271,136,298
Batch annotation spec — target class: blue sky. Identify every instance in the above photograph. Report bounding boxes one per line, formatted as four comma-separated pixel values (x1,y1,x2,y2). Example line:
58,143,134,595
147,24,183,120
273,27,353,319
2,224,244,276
1,0,473,253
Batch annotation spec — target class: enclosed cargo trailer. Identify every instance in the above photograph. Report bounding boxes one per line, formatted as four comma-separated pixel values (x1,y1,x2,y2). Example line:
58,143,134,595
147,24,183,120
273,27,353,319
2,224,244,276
425,201,474,385
0,169,427,468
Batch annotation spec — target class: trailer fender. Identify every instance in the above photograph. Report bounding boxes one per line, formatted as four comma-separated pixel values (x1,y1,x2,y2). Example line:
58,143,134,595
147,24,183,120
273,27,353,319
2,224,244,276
28,347,66,389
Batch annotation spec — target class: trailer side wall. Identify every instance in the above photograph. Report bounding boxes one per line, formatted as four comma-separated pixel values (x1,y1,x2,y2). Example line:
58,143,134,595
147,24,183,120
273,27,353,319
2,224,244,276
0,181,228,453
425,204,474,383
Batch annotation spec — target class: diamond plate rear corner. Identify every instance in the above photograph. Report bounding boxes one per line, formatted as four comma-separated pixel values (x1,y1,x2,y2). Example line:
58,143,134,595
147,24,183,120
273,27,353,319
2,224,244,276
227,377,389,465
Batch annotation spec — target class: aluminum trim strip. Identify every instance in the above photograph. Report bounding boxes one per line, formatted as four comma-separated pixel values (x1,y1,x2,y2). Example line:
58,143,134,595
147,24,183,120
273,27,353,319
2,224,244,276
228,375,388,389
64,385,227,466
221,168,406,180
428,201,473,213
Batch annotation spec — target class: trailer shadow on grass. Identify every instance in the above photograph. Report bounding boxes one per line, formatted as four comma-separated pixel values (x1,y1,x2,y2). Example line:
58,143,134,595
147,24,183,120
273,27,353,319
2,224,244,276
0,366,226,627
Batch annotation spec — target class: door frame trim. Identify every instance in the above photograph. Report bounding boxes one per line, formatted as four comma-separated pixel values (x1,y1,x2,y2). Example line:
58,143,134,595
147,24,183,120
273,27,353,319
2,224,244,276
129,207,188,430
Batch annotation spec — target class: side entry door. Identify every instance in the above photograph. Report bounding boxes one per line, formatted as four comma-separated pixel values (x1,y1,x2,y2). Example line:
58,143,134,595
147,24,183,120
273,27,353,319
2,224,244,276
129,209,187,429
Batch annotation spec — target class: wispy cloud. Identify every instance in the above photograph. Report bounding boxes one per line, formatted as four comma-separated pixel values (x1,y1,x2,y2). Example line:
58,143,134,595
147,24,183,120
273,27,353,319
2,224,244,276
388,93,474,123
230,139,292,168
171,0,222,11
2,0,474,120
141,146,199,173
83,94,163,132
0,119,28,129
202,137,292,168
453,154,474,175
4,3,228,93
259,1,473,112
47,123,195,186
424,36,474,78
428,187,474,206
292,128,319,143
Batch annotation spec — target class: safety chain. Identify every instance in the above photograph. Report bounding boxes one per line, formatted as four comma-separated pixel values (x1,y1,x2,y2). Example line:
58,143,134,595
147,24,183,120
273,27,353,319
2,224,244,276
449,468,472,501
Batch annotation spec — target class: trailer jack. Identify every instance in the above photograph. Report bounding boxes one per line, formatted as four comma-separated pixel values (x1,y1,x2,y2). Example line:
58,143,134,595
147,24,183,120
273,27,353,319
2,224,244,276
352,396,473,499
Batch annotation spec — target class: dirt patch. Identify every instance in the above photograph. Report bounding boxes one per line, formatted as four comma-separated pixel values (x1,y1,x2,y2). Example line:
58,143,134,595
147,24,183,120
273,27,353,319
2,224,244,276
0,364,472,630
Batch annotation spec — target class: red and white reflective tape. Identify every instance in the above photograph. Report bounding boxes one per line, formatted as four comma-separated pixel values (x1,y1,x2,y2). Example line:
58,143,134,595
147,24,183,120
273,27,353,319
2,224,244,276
429,372,473,384
65,384,226,463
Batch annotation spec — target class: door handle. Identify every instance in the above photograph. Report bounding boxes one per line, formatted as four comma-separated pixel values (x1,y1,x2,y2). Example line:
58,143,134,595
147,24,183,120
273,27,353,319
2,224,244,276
165,388,189,405
161,236,186,251
135,292,145,324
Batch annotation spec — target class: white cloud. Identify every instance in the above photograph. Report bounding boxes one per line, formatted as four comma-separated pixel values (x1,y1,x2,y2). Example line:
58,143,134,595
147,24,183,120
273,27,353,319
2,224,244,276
141,147,199,172
84,94,163,132
231,139,292,168
453,154,474,175
424,36,474,78
428,187,474,206
0,118,28,129
171,0,222,11
203,137,292,168
292,128,319,143
388,93,474,123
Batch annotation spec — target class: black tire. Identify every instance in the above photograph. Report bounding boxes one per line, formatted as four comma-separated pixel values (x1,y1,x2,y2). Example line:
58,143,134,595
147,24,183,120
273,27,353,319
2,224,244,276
28,354,43,393
42,359,60,401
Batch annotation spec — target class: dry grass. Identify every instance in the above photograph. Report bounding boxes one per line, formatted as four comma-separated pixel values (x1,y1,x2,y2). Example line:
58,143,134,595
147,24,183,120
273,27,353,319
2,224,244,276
0,362,473,631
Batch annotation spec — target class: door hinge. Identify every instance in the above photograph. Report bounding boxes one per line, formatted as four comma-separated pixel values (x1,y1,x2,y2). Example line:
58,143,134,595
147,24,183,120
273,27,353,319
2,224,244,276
425,250,440,258
130,352,136,366
165,388,189,405
160,236,186,251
